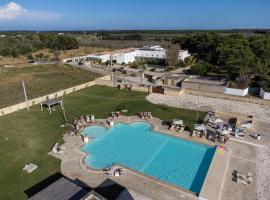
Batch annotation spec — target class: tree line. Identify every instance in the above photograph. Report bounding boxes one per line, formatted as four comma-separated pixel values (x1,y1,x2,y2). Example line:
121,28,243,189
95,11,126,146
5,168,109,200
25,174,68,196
174,32,270,90
0,34,79,58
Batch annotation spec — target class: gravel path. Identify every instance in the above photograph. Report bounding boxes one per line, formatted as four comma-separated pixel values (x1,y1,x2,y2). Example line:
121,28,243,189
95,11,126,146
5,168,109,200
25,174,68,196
146,93,270,122
256,147,270,200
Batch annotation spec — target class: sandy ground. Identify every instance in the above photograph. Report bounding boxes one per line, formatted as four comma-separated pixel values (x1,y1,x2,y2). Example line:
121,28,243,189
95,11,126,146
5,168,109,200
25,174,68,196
256,147,270,200
146,93,270,122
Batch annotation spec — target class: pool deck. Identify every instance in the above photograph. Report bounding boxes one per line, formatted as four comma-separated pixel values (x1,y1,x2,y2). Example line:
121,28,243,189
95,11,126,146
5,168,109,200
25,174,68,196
50,115,230,200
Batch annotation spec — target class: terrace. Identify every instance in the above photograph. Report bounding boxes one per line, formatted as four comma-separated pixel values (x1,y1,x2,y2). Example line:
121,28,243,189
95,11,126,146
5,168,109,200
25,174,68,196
51,115,228,200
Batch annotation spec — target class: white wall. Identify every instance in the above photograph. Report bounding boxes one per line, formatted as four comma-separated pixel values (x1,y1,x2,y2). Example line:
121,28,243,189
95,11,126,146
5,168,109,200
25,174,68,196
136,49,166,59
179,50,191,61
260,88,270,100
224,87,249,96
63,46,191,64
112,51,137,64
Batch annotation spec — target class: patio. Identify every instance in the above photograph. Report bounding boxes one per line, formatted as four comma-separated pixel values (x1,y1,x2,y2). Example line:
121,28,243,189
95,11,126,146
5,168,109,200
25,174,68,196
50,115,228,200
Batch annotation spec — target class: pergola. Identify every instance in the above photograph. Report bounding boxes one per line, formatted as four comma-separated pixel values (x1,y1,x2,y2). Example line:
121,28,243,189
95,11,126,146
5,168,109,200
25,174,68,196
40,99,63,114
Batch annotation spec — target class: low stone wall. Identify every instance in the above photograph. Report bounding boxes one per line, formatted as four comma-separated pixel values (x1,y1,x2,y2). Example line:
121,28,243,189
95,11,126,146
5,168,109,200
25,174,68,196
0,80,96,116
260,88,270,100
164,87,183,96
95,76,151,93
95,75,115,87
225,87,249,96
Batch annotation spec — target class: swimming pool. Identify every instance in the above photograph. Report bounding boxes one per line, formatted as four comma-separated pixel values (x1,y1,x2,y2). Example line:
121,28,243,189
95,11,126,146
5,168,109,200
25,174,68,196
81,122,216,195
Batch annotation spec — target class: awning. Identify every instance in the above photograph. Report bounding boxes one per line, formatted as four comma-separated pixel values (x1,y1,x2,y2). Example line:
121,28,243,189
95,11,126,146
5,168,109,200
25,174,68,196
173,119,184,125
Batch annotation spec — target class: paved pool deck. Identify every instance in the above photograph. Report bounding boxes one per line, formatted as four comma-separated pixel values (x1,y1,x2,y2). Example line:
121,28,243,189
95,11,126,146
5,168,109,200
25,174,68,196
50,115,230,200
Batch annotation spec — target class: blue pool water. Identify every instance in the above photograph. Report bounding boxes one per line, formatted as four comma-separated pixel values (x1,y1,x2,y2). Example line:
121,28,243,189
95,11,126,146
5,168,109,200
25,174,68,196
81,126,107,139
81,122,216,195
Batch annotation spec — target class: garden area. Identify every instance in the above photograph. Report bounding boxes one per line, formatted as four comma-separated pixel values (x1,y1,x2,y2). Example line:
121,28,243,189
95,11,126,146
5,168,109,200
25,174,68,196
0,85,205,200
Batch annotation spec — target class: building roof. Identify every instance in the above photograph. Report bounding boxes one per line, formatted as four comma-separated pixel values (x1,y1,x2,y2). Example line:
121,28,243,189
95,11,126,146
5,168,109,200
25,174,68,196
28,177,89,200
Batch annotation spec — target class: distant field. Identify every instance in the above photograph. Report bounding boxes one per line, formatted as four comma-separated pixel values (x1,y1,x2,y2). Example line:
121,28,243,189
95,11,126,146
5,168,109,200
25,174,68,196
79,39,171,49
0,46,111,68
0,64,100,108
0,85,205,200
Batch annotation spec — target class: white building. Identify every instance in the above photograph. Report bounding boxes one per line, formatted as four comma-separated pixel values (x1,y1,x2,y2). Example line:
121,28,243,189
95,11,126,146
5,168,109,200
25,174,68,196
136,46,166,60
87,53,111,63
63,45,190,65
112,49,137,64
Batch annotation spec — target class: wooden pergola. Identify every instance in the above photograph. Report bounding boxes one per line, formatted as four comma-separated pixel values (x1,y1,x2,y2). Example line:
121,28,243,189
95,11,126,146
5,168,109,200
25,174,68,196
40,99,63,114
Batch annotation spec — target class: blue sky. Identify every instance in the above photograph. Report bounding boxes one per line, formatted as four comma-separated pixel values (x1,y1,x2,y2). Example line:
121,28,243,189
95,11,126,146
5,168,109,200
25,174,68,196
0,0,269,30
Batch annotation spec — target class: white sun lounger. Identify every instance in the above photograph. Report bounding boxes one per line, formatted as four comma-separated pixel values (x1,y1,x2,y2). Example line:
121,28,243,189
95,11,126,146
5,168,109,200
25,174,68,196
23,163,38,173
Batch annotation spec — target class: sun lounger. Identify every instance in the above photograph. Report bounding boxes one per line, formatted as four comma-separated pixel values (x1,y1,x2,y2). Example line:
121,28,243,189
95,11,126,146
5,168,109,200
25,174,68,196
86,115,90,123
116,112,121,118
52,143,65,153
234,171,253,186
23,163,38,173
170,124,176,130
104,167,126,177
138,112,145,119
237,178,249,185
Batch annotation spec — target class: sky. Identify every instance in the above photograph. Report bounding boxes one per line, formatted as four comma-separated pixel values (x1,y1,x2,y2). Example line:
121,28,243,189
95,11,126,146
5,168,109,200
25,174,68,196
0,0,269,30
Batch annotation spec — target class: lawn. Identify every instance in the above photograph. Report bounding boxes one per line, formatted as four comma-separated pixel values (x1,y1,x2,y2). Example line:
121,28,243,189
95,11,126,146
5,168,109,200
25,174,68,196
0,85,205,200
0,64,100,108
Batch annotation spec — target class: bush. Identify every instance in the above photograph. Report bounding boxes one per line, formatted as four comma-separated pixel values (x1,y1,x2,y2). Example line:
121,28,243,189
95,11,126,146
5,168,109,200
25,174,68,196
190,63,213,76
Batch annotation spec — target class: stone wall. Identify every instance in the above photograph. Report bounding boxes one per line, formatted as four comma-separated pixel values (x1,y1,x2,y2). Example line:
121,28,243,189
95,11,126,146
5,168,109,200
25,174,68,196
0,80,96,117
224,87,249,96
260,88,270,100
164,87,183,96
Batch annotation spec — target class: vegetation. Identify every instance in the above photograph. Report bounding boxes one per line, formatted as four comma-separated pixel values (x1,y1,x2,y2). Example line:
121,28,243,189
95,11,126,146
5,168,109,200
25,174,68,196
190,63,213,76
174,32,270,90
0,34,79,58
165,43,180,67
0,85,205,200
0,65,100,108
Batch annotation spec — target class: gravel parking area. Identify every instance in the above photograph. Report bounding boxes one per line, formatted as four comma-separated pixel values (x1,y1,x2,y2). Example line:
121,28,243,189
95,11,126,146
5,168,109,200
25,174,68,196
256,147,270,200
146,93,270,122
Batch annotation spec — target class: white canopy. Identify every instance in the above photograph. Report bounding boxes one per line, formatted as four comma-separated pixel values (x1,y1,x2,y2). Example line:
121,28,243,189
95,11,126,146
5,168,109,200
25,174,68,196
173,119,184,125
194,124,206,131
217,129,230,135
214,118,224,124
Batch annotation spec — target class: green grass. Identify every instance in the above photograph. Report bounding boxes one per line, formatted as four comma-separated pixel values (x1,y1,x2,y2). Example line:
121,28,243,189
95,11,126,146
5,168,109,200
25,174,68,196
0,64,100,108
0,85,205,200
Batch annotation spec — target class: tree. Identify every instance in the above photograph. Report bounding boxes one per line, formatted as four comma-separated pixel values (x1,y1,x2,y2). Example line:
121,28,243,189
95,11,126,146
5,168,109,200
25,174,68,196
53,50,61,63
27,53,34,61
190,63,213,76
174,32,221,64
166,43,180,66
217,34,255,78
